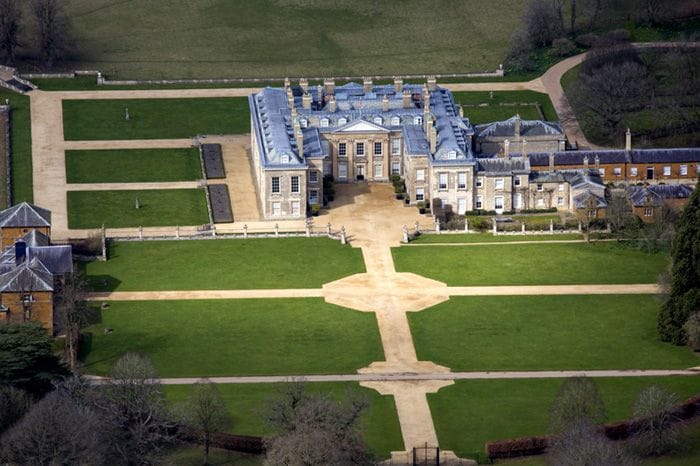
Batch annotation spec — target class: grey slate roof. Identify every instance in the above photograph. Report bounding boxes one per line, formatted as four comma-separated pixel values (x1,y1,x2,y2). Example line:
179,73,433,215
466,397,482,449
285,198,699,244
477,157,530,175
527,148,700,167
0,203,51,228
27,246,73,275
250,83,475,168
628,184,694,206
0,257,54,292
573,192,607,209
475,116,564,138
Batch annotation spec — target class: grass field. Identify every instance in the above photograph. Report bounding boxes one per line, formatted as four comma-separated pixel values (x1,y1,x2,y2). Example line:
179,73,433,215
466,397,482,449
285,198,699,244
411,233,585,243
158,447,262,466
67,189,210,229
81,299,383,377
60,0,529,79
83,237,365,290
429,377,700,457
164,382,404,458
452,91,558,124
66,148,202,183
62,98,250,140
0,89,32,203
392,242,667,285
409,295,699,371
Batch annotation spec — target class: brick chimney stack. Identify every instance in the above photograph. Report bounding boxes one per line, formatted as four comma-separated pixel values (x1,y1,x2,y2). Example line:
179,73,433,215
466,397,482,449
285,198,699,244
423,106,430,134
284,77,290,89
329,95,336,112
429,122,437,153
382,94,389,112
521,138,527,158
363,77,373,93
299,78,308,93
549,152,555,171
324,78,335,96
458,104,464,118
302,92,311,110
394,77,403,92
286,87,294,108
584,155,589,169
403,89,411,108
514,114,521,138
296,128,304,159
427,75,437,92
504,139,510,158
594,155,600,171
625,128,632,151
422,84,430,108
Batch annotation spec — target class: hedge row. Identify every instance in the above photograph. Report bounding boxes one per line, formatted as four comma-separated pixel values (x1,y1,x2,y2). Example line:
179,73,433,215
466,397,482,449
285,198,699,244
486,394,700,459
177,426,265,454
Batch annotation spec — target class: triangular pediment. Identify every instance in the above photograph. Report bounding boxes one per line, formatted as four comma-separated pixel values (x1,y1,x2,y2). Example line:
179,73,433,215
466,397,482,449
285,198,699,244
333,119,389,133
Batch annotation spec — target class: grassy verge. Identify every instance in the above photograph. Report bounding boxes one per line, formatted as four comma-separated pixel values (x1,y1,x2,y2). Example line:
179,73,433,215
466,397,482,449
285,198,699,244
452,91,558,124
66,148,202,183
409,295,699,371
67,189,209,229
429,377,700,458
158,447,262,466
83,237,365,290
393,242,667,285
81,299,383,377
0,89,32,203
411,233,584,243
63,98,249,140
164,382,403,459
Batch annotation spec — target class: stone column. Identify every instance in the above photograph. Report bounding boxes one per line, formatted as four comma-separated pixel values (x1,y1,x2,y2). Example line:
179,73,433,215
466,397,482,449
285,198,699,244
403,225,409,243
275,223,279,238
243,224,248,239
492,218,497,235
550,219,554,234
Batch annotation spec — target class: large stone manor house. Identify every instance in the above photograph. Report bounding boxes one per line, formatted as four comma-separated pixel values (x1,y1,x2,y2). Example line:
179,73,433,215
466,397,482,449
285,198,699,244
249,78,699,220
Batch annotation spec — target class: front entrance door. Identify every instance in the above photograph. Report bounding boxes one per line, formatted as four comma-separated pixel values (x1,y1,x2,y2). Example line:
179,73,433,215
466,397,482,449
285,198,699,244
356,164,365,181
514,193,522,210
646,167,654,180
457,198,467,215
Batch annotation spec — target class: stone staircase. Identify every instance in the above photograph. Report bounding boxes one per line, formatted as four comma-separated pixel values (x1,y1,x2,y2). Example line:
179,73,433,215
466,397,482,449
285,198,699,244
0,65,37,94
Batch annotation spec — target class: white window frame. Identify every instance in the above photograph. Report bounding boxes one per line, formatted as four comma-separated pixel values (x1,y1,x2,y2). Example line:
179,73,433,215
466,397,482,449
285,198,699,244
356,142,365,156
514,176,521,187
337,117,347,126
271,201,281,216
338,163,348,180
271,176,280,194
557,196,564,206
438,173,448,191
475,195,483,209
391,116,400,126
614,167,622,176
374,163,382,178
630,167,638,176
290,176,300,193
599,168,605,176
536,198,545,207
391,162,401,175
494,178,504,190
680,165,688,176
309,189,319,204
644,207,654,217
414,116,422,125
558,183,564,192
291,201,300,216
373,116,383,125
476,177,483,188
391,138,401,155
338,142,347,157
663,165,671,176
320,118,329,128
416,169,425,182
457,198,467,215
309,170,318,183
494,196,504,210
374,142,382,156
415,187,425,202
457,172,467,190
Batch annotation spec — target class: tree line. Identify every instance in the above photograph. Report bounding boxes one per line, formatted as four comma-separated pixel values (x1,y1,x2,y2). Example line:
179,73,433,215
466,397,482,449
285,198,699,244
0,0,72,69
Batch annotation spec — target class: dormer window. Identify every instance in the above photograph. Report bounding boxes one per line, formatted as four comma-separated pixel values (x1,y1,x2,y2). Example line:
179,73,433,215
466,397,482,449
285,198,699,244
414,116,422,125
320,118,329,128
391,116,400,126
300,118,308,128
281,155,290,164
338,117,347,126
373,116,383,125
447,150,456,159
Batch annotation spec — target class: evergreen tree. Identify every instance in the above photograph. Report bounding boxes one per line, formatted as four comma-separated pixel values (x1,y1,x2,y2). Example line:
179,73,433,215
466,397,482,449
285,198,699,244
658,182,700,344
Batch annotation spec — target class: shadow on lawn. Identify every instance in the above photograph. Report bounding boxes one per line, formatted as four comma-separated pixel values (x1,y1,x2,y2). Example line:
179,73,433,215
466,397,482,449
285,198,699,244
86,274,122,292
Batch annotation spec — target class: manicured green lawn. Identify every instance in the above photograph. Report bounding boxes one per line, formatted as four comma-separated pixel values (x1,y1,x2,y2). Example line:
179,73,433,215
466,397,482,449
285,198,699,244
164,382,403,459
66,148,202,183
452,91,558,124
410,233,584,243
409,295,699,371
67,189,209,229
393,242,667,285
62,98,249,140
0,89,32,203
83,237,365,290
429,377,700,457
62,0,529,79
158,447,262,466
82,299,383,377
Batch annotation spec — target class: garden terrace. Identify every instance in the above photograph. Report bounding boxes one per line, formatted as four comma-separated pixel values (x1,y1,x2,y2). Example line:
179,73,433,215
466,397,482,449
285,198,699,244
81,299,384,377
392,242,667,286
452,91,558,125
67,189,209,229
83,237,365,290
65,148,202,183
208,184,233,223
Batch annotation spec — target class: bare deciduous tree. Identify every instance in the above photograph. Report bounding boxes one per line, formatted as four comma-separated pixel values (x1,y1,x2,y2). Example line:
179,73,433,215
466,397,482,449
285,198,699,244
0,0,21,64
99,352,175,465
264,383,373,466
55,269,89,371
549,377,607,434
0,386,31,435
32,0,72,68
631,385,683,456
0,390,108,465
606,188,638,240
548,421,638,466
180,378,230,465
